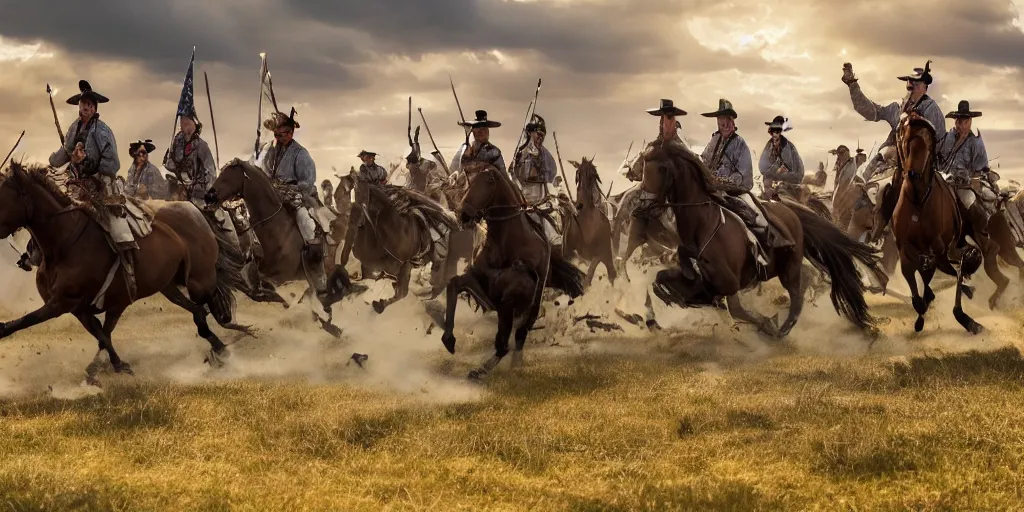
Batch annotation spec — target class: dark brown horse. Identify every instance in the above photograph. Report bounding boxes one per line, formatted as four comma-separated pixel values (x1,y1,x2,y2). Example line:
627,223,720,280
888,117,983,333
562,157,617,287
615,157,682,280
206,159,360,336
441,162,585,380
339,181,460,313
429,176,483,298
0,162,251,383
638,141,882,338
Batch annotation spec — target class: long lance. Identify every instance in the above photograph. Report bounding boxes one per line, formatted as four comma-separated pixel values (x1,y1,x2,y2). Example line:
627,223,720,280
204,71,220,168
0,130,25,171
45,84,65,147
406,96,413,148
552,132,574,203
418,108,450,175
254,53,267,159
511,79,542,174
448,73,471,153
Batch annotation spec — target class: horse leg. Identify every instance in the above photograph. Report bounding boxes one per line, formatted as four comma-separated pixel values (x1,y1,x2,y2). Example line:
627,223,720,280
372,263,412,313
469,304,514,381
619,227,644,283
644,291,662,331
777,260,806,338
900,256,926,333
726,294,778,337
954,248,985,334
75,311,132,383
511,293,544,370
601,238,618,285
0,301,69,340
441,271,492,354
161,286,231,367
980,236,1009,309
583,257,599,289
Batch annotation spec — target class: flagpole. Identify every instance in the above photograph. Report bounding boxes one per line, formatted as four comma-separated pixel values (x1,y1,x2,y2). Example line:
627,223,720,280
254,53,267,160
168,46,195,162
204,71,219,168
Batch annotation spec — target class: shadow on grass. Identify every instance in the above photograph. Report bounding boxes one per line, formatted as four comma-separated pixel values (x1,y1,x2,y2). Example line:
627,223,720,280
570,479,788,511
489,355,622,402
892,346,1024,387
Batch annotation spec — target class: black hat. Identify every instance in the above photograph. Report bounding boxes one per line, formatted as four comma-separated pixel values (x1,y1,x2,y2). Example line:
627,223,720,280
646,98,687,117
458,110,501,129
701,98,738,119
128,139,157,157
525,113,547,134
765,115,791,131
263,107,300,131
358,150,377,158
946,100,982,119
66,80,109,105
898,60,933,85
829,145,850,155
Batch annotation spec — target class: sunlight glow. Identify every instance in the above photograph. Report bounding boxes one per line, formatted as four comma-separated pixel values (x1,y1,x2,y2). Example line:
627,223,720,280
0,38,52,62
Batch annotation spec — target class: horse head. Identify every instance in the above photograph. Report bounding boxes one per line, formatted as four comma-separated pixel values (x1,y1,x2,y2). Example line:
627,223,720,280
896,116,938,204
0,162,72,239
573,157,603,210
458,163,520,227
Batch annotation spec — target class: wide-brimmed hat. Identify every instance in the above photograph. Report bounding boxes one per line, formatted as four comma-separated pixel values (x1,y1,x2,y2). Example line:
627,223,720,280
765,115,792,131
458,110,501,129
128,139,157,157
646,98,687,117
828,145,850,155
898,60,933,85
946,100,982,119
263,107,301,131
701,98,738,119
525,113,547,134
357,150,377,158
66,80,109,105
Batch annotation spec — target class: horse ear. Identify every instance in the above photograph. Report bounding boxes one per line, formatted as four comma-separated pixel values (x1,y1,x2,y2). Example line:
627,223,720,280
569,160,580,168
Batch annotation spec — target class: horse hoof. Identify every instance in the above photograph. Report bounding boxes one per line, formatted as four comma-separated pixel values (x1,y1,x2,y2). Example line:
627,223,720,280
969,322,985,335
646,319,662,331
114,361,134,376
372,301,386,314
510,351,524,369
961,286,975,301
441,332,457,354
988,297,999,310
84,373,102,388
204,348,229,368
914,317,925,332
467,368,488,381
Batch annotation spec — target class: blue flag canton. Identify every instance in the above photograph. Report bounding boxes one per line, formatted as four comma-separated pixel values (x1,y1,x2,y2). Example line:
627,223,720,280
176,52,195,119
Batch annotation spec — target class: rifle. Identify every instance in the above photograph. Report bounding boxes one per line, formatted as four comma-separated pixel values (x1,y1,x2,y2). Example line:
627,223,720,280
46,84,71,161
418,108,450,175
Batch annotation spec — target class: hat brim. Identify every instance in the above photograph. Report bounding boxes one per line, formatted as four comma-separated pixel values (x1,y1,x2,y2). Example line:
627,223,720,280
357,151,377,158
459,121,501,129
701,109,738,119
898,75,933,85
646,107,687,117
66,91,109,105
525,123,547,133
946,111,982,119
129,142,157,156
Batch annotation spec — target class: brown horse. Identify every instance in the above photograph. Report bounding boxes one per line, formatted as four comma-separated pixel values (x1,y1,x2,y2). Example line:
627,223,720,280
638,141,882,338
441,162,585,380
561,157,617,287
0,162,251,382
206,159,361,336
615,157,683,280
428,176,483,298
339,181,460,313
889,117,983,333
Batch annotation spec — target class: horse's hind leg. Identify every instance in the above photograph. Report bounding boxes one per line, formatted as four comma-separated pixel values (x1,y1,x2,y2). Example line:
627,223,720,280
469,304,514,381
76,311,132,384
726,294,778,337
583,257,599,289
161,286,230,366
954,248,985,334
981,238,1009,309
777,261,806,338
900,256,926,333
372,263,412,314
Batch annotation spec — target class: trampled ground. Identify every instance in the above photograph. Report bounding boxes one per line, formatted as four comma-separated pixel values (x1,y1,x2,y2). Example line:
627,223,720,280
2,259,1024,511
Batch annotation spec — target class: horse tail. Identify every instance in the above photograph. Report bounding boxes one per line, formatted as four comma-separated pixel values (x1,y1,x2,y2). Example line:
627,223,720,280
791,204,877,329
548,250,586,298
208,222,249,326
806,196,834,223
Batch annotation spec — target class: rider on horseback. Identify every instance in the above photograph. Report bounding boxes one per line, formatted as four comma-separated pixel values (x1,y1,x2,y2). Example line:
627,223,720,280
405,128,446,201
843,60,947,179
48,80,138,298
458,110,507,173
829,145,860,232
339,150,388,266
939,100,995,239
699,99,794,250
126,140,168,200
262,108,330,295
758,115,805,198
511,114,562,246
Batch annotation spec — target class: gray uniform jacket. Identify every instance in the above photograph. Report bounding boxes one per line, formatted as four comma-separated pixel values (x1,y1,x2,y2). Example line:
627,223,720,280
938,130,989,180
264,140,317,197
49,115,120,178
848,83,946,149
164,133,217,202
700,132,754,192
514,143,557,183
127,161,168,199
357,163,388,184
758,137,805,184
461,141,507,175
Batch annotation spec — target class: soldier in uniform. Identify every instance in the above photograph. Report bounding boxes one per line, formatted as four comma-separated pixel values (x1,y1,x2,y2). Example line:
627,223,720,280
758,115,805,198
843,60,946,179
829,145,860,232
511,114,561,245
126,139,168,200
339,149,389,266
357,150,388,184
938,100,996,239
699,99,792,249
405,127,445,202
458,110,506,172
48,80,138,297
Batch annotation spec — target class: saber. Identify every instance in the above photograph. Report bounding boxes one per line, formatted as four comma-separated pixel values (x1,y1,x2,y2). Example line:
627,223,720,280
418,108,450,175
552,132,574,203
0,130,25,171
204,71,220,168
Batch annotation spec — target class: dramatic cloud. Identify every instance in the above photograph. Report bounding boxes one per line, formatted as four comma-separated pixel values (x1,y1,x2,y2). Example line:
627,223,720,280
0,0,1022,193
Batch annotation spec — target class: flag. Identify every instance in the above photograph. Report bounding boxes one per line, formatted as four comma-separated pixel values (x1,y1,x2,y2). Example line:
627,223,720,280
176,47,196,120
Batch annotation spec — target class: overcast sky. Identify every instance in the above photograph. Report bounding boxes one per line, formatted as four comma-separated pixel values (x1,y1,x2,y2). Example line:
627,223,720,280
1,0,1023,193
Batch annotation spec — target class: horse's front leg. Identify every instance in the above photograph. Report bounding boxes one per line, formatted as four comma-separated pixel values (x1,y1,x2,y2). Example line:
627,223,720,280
899,253,926,333
954,247,984,334
373,263,412,313
470,304,515,381
0,301,69,340
442,270,492,354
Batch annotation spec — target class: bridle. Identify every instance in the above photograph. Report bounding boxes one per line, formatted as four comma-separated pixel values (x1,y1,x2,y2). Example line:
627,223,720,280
637,156,722,258
460,167,524,222
895,120,938,207
5,169,89,253
216,163,284,233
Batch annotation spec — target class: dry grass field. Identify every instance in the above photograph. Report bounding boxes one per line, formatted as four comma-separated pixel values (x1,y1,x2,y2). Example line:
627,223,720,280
2,251,1024,511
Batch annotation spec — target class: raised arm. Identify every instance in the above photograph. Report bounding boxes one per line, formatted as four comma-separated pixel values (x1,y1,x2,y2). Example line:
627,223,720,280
844,63,901,129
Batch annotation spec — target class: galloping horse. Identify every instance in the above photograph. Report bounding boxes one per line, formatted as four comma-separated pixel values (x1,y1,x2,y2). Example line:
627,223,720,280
0,162,250,382
441,162,585,380
206,159,360,336
638,141,882,338
615,156,682,280
888,117,983,333
561,157,617,287
341,182,460,312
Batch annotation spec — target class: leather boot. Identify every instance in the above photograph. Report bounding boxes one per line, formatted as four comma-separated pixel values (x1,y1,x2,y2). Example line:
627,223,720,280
119,245,138,301
302,241,328,297
968,203,991,239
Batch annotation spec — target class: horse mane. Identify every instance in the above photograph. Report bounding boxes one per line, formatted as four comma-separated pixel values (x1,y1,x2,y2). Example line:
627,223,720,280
378,184,460,231
226,158,274,186
575,158,602,186
643,140,719,197
8,161,75,208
